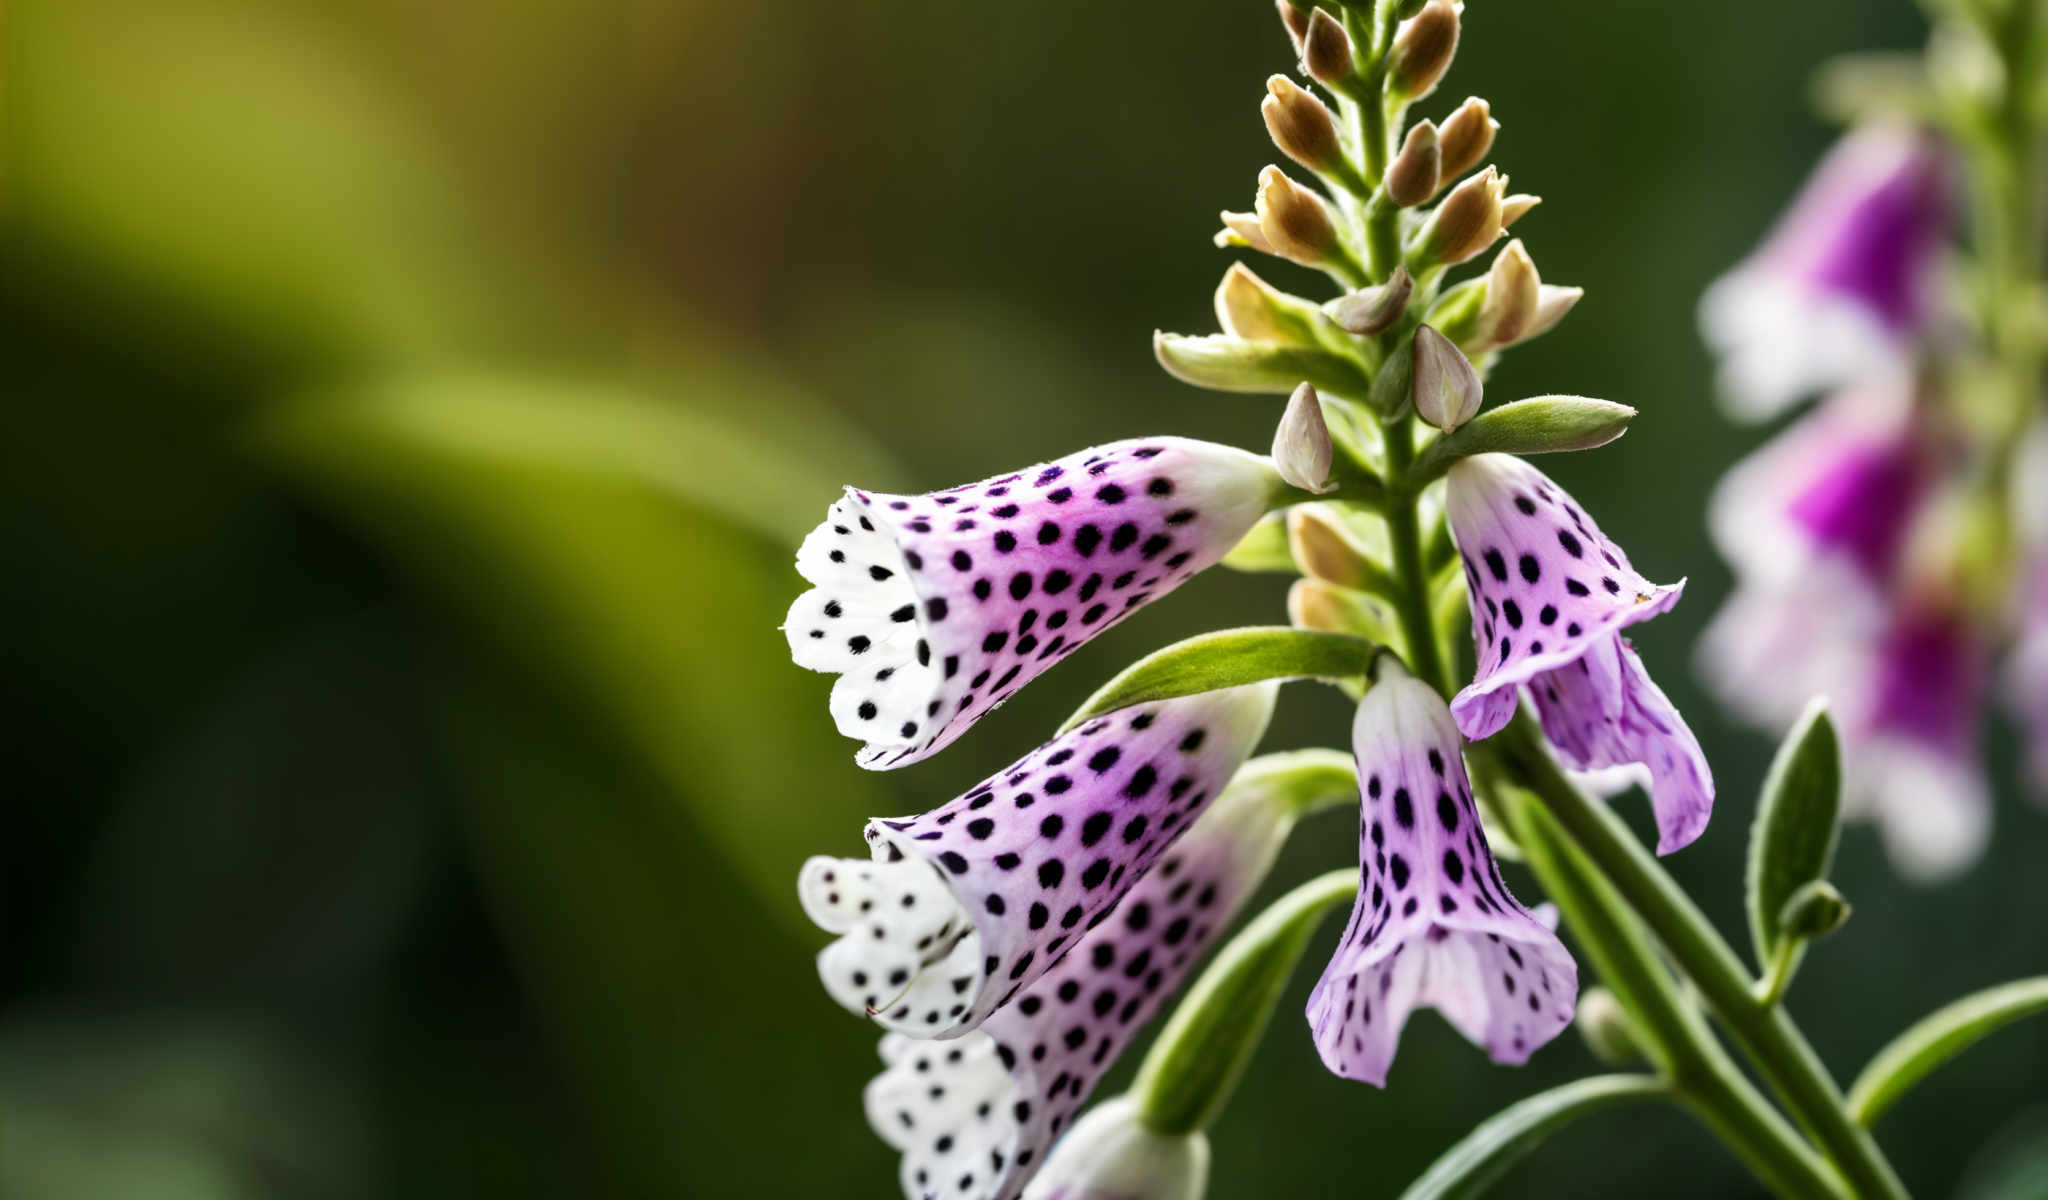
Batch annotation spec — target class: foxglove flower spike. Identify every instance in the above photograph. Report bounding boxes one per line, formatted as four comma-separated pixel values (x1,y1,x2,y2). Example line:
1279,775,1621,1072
786,439,1283,769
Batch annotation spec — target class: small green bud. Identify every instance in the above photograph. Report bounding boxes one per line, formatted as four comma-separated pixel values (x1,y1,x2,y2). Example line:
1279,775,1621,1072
1365,333,1415,421
1778,880,1852,941
1387,0,1460,101
1273,383,1336,494
1411,324,1483,433
1327,267,1414,335
1437,96,1497,180
1386,120,1442,207
1263,75,1344,176
1406,395,1637,481
1302,7,1355,88
1575,987,1644,1066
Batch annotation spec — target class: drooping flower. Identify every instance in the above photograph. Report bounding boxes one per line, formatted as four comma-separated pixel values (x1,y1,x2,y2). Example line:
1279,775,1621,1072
1844,609,1992,883
1699,124,1950,422
1021,1097,1207,1200
784,439,1285,769
856,745,1311,1200
1307,672,1576,1086
1445,453,1714,854
799,684,1278,1041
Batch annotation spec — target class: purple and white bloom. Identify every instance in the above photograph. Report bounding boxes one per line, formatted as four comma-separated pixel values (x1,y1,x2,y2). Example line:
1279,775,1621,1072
1021,1097,1206,1200
785,439,1285,769
1445,454,1714,855
1845,611,1992,883
1307,673,1577,1086
2013,556,2048,800
856,743,1304,1200
1699,124,1950,422
799,683,1277,1041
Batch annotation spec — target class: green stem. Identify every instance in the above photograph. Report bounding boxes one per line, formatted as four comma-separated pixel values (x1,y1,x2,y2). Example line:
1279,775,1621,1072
1487,717,1909,1200
1755,934,1806,1010
1380,422,1455,692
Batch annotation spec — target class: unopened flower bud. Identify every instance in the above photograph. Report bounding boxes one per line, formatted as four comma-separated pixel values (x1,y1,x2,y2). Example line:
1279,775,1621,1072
1410,324,1482,432
1303,8,1355,87
1289,578,1347,632
1575,988,1643,1066
1437,97,1497,179
1779,880,1852,940
1214,262,1321,344
1475,239,1542,348
1500,193,1541,228
1256,166,1342,266
1386,120,1442,207
1288,505,1372,588
1328,267,1413,335
1276,0,1312,53
1388,0,1460,101
1412,166,1504,266
1025,1096,1209,1200
1273,383,1337,494
1216,210,1277,254
1263,76,1343,174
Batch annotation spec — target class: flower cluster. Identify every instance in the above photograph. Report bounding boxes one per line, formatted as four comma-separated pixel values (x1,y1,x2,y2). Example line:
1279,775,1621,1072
779,3,1732,1195
1698,108,2045,882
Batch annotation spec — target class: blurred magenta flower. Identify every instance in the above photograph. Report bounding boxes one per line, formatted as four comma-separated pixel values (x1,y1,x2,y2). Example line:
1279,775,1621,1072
785,440,1284,769
799,684,1276,1039
1699,125,1950,422
1446,454,1713,855
1307,673,1576,1086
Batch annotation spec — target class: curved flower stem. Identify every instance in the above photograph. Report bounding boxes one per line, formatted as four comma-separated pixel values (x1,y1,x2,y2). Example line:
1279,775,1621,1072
1483,717,1910,1200
1380,422,1456,695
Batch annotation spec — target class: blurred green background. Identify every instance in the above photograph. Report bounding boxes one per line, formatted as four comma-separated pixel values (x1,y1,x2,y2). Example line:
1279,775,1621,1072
4,0,2045,1195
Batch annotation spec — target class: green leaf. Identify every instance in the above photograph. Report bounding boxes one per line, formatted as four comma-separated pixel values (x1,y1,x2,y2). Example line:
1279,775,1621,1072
1059,627,1380,732
1745,699,1843,967
1396,1074,1667,1200
1846,977,2048,1126
1152,331,1376,401
1407,396,1637,485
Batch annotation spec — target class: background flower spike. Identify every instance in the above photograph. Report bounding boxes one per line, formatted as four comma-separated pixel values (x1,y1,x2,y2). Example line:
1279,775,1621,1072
1307,672,1577,1086
855,740,1316,1200
1445,453,1713,854
784,438,1283,769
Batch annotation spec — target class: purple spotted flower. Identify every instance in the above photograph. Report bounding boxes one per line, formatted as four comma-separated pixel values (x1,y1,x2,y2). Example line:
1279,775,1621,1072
1844,610,1992,883
2014,559,2048,800
1700,124,1951,422
1307,673,1576,1086
856,744,1300,1200
799,683,1278,1042
785,439,1285,769
1445,454,1714,855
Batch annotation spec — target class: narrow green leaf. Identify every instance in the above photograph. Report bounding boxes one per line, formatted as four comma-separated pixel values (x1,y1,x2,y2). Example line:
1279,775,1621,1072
1059,627,1379,732
1396,1074,1667,1200
1847,977,2048,1126
1406,396,1636,485
1745,699,1843,967
1153,331,1376,401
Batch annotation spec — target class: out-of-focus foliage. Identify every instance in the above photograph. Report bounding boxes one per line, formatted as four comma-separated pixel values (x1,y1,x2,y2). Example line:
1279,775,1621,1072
3,0,2042,1197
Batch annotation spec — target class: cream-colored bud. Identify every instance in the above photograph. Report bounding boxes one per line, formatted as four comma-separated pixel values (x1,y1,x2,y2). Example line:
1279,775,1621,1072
1386,120,1442,207
1216,210,1277,254
1500,193,1541,228
1287,506,1371,588
1263,75,1343,173
1277,0,1312,52
1288,577,1354,633
1415,165,1504,266
1388,0,1460,101
1256,165,1341,266
1273,382,1336,493
1410,324,1482,432
1437,96,1497,179
1328,266,1414,335
1216,262,1303,342
1576,988,1643,1066
1476,239,1542,347
1516,284,1583,344
1303,8,1355,87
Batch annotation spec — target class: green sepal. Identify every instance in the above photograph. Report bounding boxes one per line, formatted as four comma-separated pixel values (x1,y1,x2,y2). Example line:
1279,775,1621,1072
1219,512,1297,573
1745,699,1843,968
1153,332,1375,401
1395,1075,1666,1200
1366,333,1416,422
1847,977,2048,1126
1777,880,1850,941
1061,627,1380,732
1406,396,1637,486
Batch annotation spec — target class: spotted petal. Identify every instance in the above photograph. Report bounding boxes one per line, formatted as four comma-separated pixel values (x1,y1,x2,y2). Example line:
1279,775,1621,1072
858,751,1299,1200
801,683,1278,1041
784,438,1282,769
1307,674,1576,1087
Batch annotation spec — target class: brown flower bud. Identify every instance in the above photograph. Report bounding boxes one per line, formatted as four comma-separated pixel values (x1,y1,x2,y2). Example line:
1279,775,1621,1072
1277,0,1312,52
1256,165,1341,266
1303,7,1355,87
1328,266,1414,335
1263,75,1343,173
1388,0,1460,101
1288,577,1356,634
1475,239,1541,348
1414,165,1505,266
1500,193,1541,228
1216,210,1277,254
1410,323,1482,432
1386,120,1442,207
1287,506,1372,588
1437,96,1497,179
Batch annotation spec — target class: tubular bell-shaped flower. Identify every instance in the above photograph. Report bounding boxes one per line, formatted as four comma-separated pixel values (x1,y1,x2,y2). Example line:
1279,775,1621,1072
785,439,1285,769
1308,672,1576,1086
799,684,1278,1041
1445,454,1713,854
1699,123,1951,422
857,745,1307,1200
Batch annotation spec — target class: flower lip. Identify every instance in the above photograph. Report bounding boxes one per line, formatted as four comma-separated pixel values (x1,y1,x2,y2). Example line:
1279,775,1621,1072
784,438,1281,770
